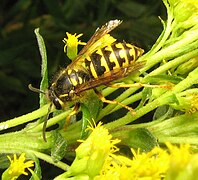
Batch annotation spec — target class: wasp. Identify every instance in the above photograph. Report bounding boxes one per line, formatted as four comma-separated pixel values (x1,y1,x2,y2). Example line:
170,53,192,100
49,19,144,109
30,20,144,141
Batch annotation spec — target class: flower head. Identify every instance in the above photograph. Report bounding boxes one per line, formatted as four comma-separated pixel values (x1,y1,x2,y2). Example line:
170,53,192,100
63,32,86,60
96,143,196,179
57,121,121,179
97,146,170,179
166,142,192,168
2,153,34,180
55,120,198,180
170,91,198,113
169,0,198,23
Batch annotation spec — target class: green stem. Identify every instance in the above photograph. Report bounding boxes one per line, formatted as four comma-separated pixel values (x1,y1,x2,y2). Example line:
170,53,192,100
141,28,198,72
104,66,198,130
157,137,198,144
148,48,198,76
104,97,163,130
144,0,173,57
0,131,51,153
59,124,82,145
102,86,118,96
149,112,198,135
28,110,71,133
0,104,49,131
170,67,198,93
29,150,70,171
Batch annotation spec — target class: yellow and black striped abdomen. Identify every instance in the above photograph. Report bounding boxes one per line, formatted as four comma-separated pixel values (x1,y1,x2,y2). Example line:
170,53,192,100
84,42,144,79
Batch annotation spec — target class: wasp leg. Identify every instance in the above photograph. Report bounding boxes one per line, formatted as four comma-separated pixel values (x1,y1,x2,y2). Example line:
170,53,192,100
65,103,80,128
94,89,136,115
109,83,172,89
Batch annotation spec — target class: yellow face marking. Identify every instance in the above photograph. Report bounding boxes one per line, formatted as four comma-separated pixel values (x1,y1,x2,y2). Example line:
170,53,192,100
70,90,75,94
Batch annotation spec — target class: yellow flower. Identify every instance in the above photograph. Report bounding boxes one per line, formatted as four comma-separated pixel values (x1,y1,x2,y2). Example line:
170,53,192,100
54,120,197,180
2,153,34,180
75,122,121,178
97,146,170,180
54,121,121,180
97,143,195,179
166,142,193,178
169,92,198,114
63,32,86,60
169,0,198,23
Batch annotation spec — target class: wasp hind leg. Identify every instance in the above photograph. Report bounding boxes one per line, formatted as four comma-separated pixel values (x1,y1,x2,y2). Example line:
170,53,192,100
94,89,136,115
109,83,172,89
65,103,80,128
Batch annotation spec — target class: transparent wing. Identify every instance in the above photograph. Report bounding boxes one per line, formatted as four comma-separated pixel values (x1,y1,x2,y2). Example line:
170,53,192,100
74,61,145,94
68,20,122,69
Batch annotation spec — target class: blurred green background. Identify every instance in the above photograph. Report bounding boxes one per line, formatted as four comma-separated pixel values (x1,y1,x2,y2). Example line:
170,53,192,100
0,0,165,121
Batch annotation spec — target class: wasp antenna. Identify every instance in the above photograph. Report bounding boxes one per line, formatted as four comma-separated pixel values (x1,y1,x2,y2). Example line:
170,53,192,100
42,103,53,142
28,84,45,94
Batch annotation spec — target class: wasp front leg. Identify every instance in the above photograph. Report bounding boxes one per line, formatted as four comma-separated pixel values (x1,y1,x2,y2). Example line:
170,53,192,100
65,103,80,128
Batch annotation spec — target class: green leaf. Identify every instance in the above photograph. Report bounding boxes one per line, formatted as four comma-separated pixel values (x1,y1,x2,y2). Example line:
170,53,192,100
82,92,102,120
153,105,174,121
122,128,158,152
0,154,10,169
34,28,49,107
80,92,102,138
51,131,67,162
136,87,152,109
80,104,90,139
29,154,42,180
